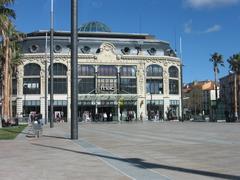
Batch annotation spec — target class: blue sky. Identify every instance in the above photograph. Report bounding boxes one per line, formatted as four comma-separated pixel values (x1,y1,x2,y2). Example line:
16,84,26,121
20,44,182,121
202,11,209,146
11,0,240,83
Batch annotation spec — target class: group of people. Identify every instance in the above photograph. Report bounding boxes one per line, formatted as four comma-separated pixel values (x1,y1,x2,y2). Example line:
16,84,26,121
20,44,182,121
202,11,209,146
55,112,64,123
81,111,113,122
28,112,43,125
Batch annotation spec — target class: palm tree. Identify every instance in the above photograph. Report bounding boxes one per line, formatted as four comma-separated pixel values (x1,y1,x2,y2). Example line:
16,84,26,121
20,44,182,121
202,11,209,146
209,52,224,121
0,0,16,127
227,53,240,122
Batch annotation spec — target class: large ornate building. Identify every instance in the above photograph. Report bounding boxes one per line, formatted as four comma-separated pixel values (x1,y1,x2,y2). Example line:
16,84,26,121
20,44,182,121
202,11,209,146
10,21,182,122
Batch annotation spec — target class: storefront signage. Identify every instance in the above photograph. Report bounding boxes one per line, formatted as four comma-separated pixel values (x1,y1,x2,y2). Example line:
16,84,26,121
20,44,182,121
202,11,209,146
100,85,114,91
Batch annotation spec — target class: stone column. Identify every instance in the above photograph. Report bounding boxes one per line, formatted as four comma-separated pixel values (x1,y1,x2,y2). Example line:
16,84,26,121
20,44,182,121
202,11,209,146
137,63,146,120
117,66,120,121
16,66,24,116
67,64,71,122
164,98,170,120
95,65,98,115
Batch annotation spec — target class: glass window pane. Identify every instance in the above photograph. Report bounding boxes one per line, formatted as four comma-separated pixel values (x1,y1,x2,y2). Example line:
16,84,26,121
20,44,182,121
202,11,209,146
146,79,163,94
24,63,41,76
23,78,41,94
146,65,163,77
169,79,179,94
49,63,67,76
120,66,136,76
78,65,95,76
120,78,137,94
48,78,67,94
78,78,95,94
169,66,179,78
98,66,117,76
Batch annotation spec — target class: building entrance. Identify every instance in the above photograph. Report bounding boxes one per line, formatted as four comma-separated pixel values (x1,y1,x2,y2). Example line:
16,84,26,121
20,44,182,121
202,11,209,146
97,106,117,121
78,105,95,122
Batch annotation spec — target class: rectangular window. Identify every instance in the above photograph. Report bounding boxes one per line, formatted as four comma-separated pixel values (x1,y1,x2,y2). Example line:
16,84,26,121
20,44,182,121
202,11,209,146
12,78,17,95
23,78,41,94
120,78,137,94
169,79,179,94
78,78,95,94
146,79,163,94
48,78,67,94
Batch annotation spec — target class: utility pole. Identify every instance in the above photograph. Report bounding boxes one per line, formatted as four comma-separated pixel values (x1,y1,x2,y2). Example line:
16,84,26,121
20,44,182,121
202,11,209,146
50,0,54,128
71,0,78,139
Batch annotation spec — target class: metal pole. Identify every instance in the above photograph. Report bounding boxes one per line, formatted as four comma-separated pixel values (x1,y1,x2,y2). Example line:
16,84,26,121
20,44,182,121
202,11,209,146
180,36,184,121
71,0,78,139
45,32,48,124
50,0,54,128
23,85,26,115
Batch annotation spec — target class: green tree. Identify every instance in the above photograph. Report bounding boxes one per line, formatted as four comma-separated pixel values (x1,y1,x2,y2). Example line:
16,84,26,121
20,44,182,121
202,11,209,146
0,0,17,127
209,52,224,121
227,53,240,121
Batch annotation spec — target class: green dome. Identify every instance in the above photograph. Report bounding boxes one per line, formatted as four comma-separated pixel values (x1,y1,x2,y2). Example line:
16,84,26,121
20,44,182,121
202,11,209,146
79,21,111,32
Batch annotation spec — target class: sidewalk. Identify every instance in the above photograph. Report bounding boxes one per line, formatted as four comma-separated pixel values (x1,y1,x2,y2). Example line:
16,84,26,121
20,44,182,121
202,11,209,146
0,124,132,180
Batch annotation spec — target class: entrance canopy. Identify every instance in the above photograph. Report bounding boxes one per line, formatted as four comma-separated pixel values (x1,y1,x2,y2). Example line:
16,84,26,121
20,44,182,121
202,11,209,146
78,94,139,101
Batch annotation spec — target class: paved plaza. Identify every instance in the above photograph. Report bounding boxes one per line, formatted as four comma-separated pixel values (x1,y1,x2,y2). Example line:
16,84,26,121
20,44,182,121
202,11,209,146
0,121,240,180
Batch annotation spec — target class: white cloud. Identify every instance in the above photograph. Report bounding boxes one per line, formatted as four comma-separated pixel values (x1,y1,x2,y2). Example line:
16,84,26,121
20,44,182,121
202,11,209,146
184,20,221,34
184,20,193,34
204,25,221,33
184,0,239,9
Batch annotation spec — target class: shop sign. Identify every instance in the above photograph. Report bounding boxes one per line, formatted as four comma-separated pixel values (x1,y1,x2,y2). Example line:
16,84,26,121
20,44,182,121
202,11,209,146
100,85,114,91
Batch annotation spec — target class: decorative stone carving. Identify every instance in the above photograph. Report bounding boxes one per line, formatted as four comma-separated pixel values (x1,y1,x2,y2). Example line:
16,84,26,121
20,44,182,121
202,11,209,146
137,63,145,95
97,42,117,62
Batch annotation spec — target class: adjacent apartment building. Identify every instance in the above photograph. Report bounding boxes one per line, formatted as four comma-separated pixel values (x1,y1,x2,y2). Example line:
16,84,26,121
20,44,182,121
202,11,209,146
183,80,218,119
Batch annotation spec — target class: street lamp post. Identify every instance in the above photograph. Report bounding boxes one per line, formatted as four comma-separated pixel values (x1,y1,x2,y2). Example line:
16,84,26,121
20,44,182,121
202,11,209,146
49,0,54,128
70,0,78,139
23,84,28,116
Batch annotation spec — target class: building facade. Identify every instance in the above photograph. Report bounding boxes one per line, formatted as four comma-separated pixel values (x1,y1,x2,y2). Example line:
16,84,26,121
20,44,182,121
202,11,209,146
220,73,240,121
6,22,182,122
183,80,218,120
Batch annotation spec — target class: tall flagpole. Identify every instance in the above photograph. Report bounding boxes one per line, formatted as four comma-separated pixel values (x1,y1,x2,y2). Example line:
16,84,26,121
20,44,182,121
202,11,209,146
45,32,48,124
71,0,78,139
50,0,54,128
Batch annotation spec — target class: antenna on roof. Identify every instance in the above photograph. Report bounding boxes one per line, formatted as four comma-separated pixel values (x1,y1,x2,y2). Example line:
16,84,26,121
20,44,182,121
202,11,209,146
180,36,183,60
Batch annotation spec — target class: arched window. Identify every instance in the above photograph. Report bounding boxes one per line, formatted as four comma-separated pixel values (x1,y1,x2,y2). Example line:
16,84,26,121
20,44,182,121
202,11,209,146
169,66,179,94
146,64,163,77
23,63,41,94
120,66,136,76
98,65,117,76
169,66,179,78
24,63,41,76
48,63,67,94
78,65,95,76
51,63,67,76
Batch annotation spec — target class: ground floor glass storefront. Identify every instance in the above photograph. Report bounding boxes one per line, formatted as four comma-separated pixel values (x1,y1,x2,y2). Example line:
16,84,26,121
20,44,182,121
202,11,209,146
78,100,137,122
147,100,164,121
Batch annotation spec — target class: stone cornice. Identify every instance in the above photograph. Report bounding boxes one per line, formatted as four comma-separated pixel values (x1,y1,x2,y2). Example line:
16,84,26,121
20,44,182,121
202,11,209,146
120,55,181,63
22,53,96,60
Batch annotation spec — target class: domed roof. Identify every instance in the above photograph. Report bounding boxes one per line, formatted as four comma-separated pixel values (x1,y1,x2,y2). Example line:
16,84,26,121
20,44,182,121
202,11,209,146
79,21,111,32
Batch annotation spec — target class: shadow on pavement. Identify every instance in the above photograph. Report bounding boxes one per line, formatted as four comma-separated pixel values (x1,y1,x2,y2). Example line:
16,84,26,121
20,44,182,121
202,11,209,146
42,135,70,140
32,143,240,180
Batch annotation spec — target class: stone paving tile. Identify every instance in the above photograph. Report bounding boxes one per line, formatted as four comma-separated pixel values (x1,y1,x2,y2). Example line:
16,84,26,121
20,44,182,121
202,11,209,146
1,122,240,180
